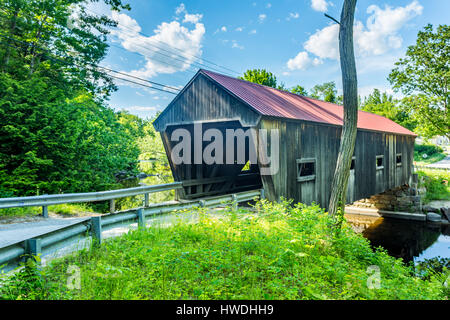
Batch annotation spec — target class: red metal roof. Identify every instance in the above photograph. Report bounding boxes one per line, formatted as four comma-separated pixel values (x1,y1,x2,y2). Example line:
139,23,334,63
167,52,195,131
201,69,416,136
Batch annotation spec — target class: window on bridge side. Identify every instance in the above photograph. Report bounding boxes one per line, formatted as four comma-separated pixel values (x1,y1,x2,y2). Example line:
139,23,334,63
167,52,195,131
396,153,402,167
376,155,384,170
296,158,316,182
350,156,356,171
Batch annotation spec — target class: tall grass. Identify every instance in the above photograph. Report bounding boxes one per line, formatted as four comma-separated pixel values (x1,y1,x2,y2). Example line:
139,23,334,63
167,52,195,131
417,169,450,203
1,200,447,300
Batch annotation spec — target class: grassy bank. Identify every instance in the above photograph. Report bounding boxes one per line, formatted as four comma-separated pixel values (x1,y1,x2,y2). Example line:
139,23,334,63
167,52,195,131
414,143,446,166
0,203,95,221
417,169,450,204
1,200,447,300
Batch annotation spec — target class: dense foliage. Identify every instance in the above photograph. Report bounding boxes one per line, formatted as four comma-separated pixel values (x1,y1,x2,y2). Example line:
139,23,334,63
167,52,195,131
0,0,142,196
414,143,445,164
238,69,278,88
0,201,447,300
310,81,338,103
389,24,450,139
361,89,417,132
417,169,450,204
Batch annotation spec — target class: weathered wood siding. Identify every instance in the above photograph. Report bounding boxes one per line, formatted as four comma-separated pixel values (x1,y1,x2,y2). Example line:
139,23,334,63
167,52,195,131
153,73,261,132
153,72,415,207
258,118,414,209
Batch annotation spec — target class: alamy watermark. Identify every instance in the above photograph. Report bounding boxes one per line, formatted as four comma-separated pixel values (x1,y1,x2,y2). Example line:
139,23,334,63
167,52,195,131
66,265,81,290
170,123,279,175
366,265,381,289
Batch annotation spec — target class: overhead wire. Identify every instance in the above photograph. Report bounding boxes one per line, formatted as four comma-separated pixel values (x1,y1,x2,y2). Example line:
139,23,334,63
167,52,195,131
0,34,181,95
85,8,240,77
0,8,241,87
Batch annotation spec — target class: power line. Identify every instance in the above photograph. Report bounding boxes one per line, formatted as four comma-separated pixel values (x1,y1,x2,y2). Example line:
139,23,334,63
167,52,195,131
106,74,178,94
0,35,181,95
107,42,199,76
85,8,240,76
97,65,180,92
0,11,202,78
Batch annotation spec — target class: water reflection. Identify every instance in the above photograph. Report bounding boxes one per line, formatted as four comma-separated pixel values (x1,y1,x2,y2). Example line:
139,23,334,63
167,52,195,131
346,214,450,263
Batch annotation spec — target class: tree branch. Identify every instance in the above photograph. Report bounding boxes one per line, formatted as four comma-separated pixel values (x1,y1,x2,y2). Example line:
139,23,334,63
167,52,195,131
324,13,340,25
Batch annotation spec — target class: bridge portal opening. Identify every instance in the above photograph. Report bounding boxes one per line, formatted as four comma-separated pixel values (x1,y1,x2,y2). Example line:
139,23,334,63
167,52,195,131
162,121,263,200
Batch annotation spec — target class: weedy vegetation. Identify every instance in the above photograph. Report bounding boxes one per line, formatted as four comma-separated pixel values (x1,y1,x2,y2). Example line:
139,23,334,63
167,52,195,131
0,200,447,300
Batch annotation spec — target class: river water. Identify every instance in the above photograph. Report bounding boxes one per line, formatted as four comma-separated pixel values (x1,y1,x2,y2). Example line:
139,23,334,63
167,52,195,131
346,214,450,264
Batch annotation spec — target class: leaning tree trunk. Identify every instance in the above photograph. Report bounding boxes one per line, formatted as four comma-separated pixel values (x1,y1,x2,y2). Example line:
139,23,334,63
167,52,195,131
328,0,358,226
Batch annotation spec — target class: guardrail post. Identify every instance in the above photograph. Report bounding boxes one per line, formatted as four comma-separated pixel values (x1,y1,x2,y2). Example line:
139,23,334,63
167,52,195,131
260,189,265,200
91,216,102,245
42,206,48,218
137,208,146,228
109,199,115,214
144,193,149,207
25,238,42,264
232,194,238,211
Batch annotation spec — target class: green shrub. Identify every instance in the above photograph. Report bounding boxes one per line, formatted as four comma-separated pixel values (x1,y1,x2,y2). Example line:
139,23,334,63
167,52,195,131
1,201,446,300
415,143,444,156
414,143,445,164
418,169,450,203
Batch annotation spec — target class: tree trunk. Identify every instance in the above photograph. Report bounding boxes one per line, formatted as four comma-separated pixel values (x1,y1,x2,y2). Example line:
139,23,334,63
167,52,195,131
2,10,19,73
328,0,358,226
29,15,47,75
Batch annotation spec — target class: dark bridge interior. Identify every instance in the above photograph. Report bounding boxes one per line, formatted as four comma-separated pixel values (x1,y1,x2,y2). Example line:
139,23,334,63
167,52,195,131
161,121,263,199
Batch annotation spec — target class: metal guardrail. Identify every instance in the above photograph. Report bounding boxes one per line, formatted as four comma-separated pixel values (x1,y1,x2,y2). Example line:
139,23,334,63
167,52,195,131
0,182,183,217
414,165,449,172
0,188,264,272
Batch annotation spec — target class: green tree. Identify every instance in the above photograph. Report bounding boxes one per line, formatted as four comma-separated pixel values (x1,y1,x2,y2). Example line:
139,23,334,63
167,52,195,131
239,69,278,88
361,89,417,131
310,81,337,103
0,0,138,196
388,24,449,139
290,85,308,96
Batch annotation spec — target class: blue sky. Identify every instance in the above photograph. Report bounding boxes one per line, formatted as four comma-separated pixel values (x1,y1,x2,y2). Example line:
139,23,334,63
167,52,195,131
87,0,450,118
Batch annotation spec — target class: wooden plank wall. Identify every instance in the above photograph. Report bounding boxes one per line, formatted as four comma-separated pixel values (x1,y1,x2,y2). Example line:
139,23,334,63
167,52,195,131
259,118,415,210
153,73,260,131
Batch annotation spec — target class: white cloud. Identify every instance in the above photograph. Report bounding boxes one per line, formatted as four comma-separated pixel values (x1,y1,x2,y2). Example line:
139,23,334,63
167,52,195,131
214,26,228,34
231,40,244,50
286,12,299,21
111,5,205,79
304,24,340,60
175,3,186,15
258,14,267,23
183,13,203,24
287,1,423,70
249,29,257,35
311,0,330,12
235,27,243,32
287,51,322,70
356,0,423,56
266,3,272,8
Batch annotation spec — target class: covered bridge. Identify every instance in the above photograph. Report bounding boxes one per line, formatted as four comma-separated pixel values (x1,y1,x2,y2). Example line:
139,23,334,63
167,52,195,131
153,69,416,209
